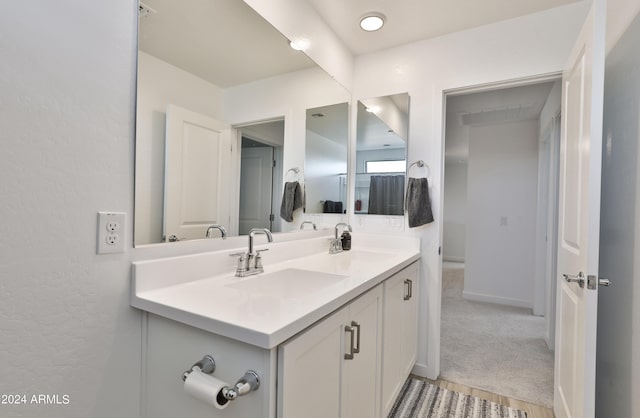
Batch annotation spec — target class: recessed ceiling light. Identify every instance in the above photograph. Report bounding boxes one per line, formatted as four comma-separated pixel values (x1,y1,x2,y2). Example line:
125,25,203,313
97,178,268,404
360,13,385,32
289,38,310,51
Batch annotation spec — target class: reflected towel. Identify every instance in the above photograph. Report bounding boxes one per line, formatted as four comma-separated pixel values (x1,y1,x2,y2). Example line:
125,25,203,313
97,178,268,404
405,177,434,227
280,181,303,222
323,200,343,214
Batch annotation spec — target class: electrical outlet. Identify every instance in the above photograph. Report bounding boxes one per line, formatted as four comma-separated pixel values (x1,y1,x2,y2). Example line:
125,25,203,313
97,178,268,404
105,220,120,233
97,212,126,254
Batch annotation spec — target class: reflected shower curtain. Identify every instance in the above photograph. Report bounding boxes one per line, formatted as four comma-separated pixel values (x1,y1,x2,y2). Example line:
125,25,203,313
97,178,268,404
368,175,405,215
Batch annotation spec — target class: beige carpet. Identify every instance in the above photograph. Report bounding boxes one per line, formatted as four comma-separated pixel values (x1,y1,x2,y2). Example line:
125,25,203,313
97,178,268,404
440,266,554,408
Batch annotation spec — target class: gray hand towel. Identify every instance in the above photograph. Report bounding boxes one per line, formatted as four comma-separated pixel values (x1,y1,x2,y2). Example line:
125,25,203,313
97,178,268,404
323,200,344,214
280,181,303,222
405,177,434,227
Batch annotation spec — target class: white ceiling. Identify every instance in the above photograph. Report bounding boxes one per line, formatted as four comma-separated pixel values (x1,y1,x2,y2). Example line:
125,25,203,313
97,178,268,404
306,103,349,146
138,0,316,87
138,0,583,88
308,0,582,55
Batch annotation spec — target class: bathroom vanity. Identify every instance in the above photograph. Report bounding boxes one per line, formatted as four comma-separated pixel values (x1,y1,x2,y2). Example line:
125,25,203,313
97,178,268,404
132,234,420,418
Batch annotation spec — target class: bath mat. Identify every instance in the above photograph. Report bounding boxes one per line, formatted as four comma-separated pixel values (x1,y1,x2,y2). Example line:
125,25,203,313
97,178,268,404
388,378,527,418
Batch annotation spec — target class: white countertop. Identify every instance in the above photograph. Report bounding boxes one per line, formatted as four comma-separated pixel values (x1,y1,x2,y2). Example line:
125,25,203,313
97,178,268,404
131,234,420,349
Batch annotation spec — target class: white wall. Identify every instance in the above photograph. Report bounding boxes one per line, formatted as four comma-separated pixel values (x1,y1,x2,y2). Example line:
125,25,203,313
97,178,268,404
443,161,468,262
597,2,640,416
305,130,348,213
0,1,140,417
464,120,539,308
352,2,589,377
135,52,225,245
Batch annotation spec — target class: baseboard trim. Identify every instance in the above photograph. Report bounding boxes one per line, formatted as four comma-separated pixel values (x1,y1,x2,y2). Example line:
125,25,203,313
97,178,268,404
412,363,436,379
443,256,465,263
462,290,531,309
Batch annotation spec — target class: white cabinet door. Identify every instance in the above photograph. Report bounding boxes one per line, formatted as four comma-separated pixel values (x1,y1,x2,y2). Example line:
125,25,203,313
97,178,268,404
342,286,383,418
381,262,419,417
278,306,348,418
402,264,419,375
278,286,383,418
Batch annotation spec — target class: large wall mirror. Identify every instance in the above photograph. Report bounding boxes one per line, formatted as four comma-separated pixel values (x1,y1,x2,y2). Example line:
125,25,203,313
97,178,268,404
355,93,410,216
134,0,350,246
304,103,349,214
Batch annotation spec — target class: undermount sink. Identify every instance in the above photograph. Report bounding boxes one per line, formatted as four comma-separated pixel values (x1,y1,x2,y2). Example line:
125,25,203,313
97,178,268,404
225,268,348,299
301,249,391,274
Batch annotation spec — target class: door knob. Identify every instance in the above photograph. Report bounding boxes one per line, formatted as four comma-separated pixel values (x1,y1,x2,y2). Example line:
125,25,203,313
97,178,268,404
563,272,585,288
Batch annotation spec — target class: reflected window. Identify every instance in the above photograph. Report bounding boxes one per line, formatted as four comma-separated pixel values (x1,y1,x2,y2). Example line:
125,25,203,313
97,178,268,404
365,160,406,174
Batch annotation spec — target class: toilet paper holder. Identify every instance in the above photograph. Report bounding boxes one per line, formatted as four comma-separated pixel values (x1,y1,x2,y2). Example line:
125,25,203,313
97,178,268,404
182,355,260,401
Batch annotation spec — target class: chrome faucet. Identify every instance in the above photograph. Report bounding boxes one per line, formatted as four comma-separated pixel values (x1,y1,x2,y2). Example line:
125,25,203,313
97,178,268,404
300,221,317,230
330,223,352,254
232,228,273,277
205,224,227,239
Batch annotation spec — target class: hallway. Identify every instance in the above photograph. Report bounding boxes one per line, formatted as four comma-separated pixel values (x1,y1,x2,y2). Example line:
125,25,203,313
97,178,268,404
440,264,554,408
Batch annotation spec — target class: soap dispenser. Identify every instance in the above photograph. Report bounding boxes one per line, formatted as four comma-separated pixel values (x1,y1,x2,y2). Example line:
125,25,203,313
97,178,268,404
340,231,351,251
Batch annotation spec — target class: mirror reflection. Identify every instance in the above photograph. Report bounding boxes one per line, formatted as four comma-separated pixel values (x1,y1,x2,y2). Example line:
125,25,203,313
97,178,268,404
304,103,349,214
238,121,285,235
134,0,347,246
355,93,410,216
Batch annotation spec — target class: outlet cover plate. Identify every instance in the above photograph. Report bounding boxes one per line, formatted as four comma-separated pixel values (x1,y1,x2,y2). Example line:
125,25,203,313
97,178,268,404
97,212,126,254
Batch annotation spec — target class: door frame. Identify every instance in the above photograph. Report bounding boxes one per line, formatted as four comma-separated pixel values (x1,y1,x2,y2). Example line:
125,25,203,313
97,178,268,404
231,117,286,236
438,71,562,375
544,111,562,349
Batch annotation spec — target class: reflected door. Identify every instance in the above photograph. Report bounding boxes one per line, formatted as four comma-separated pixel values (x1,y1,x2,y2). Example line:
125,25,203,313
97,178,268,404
163,105,231,241
239,145,274,235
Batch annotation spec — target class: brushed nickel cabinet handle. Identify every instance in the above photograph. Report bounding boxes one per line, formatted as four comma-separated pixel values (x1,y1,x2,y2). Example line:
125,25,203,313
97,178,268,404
404,279,412,300
351,321,361,354
344,325,355,360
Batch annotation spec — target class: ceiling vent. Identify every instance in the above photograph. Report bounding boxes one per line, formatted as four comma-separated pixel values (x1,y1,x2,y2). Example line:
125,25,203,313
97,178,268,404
458,103,537,126
139,2,157,18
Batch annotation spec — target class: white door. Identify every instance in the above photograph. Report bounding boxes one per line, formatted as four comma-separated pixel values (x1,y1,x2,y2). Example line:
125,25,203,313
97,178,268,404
238,146,274,235
163,105,230,241
554,3,605,418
